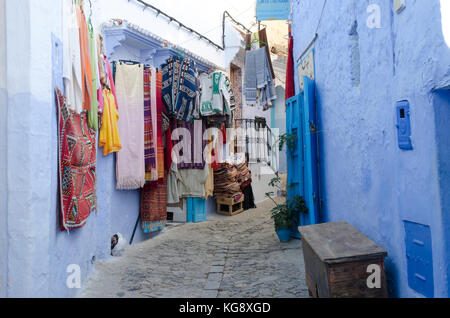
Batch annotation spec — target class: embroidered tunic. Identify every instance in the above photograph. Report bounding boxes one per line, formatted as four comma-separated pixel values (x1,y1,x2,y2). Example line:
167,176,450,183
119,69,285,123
200,71,236,117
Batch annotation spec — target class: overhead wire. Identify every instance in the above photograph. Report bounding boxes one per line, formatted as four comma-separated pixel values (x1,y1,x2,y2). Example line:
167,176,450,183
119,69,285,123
131,0,254,51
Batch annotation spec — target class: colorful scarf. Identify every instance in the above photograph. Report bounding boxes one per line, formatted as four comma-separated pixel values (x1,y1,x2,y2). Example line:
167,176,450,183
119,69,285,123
115,63,146,190
56,87,97,231
156,71,165,180
140,178,167,233
144,68,158,181
76,5,93,112
285,35,295,100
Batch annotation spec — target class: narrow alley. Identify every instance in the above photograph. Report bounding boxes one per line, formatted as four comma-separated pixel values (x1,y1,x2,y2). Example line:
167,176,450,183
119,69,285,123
79,198,309,298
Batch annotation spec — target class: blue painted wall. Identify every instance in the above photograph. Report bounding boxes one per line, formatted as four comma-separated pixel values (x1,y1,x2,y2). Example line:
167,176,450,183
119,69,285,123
271,86,287,174
291,0,450,297
0,0,156,298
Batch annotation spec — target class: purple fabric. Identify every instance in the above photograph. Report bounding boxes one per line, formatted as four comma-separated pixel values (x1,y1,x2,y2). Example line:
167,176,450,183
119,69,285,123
177,120,207,170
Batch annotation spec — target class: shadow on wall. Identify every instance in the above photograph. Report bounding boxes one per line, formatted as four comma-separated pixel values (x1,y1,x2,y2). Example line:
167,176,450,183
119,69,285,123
433,88,450,297
441,0,450,48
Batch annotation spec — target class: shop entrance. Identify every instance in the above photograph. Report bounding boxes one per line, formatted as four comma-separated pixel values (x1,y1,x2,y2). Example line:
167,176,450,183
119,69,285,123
286,76,320,237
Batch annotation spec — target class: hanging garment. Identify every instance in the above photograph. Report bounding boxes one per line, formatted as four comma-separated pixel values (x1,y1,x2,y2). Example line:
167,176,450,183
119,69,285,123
244,47,277,108
200,72,236,117
99,88,122,156
242,183,256,210
62,0,83,113
166,162,210,204
205,164,214,198
164,116,175,172
115,63,146,190
161,56,199,121
87,21,98,131
144,68,158,181
140,178,167,233
245,28,275,80
167,162,181,204
104,56,119,110
76,4,93,112
285,35,295,100
97,34,107,88
173,120,207,170
56,87,97,231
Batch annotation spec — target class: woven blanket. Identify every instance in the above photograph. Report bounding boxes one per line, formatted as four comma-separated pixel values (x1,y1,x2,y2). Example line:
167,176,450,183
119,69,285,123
156,71,165,179
115,63,146,190
56,87,97,231
144,68,157,181
140,178,167,233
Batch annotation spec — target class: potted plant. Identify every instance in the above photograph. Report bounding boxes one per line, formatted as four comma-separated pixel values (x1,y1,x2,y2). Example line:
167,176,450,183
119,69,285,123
266,178,308,242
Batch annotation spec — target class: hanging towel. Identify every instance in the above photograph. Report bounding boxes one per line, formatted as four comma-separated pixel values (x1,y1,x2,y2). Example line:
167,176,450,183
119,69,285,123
140,178,167,233
144,68,158,181
99,88,121,156
244,49,258,105
285,35,295,100
115,63,146,190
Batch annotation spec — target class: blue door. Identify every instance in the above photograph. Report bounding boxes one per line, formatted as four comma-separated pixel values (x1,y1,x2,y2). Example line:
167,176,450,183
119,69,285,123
286,76,320,235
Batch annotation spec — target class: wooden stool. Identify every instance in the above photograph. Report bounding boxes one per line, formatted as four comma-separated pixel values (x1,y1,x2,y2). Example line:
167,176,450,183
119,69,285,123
216,195,245,216
299,222,388,298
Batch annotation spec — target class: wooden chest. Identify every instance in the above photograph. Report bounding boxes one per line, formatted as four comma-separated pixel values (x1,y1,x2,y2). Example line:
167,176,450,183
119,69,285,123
299,222,388,298
216,195,245,216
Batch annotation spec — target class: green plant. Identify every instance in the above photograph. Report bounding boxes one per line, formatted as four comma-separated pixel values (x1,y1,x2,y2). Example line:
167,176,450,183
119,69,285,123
266,179,308,232
278,133,297,152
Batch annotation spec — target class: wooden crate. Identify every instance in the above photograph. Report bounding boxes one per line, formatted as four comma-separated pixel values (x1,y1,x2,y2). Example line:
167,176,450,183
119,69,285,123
216,195,245,216
299,222,388,298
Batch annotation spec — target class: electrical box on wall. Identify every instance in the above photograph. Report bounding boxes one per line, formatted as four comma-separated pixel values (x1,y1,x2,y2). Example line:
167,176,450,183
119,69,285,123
394,0,406,13
396,100,413,150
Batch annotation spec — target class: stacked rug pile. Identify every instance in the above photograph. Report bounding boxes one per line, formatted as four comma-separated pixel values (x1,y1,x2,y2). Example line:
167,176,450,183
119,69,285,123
213,164,243,202
235,162,252,189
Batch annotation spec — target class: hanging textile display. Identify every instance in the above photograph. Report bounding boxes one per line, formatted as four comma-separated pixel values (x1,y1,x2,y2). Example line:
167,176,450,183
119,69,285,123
174,120,208,170
199,71,236,117
285,35,295,100
62,0,83,114
115,63,146,190
244,47,277,109
87,10,98,131
140,178,167,233
98,88,122,156
245,28,275,80
76,4,93,112
156,71,165,180
56,87,97,231
144,68,158,181
161,56,200,121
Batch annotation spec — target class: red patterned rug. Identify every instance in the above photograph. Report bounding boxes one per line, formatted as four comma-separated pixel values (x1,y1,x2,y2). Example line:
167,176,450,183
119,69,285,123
56,87,97,231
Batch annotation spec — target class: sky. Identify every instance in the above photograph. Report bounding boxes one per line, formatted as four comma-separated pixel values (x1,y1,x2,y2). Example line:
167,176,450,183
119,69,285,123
142,0,258,44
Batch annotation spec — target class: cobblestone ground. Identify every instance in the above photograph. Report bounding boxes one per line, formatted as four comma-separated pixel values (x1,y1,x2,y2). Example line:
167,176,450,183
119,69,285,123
79,198,309,298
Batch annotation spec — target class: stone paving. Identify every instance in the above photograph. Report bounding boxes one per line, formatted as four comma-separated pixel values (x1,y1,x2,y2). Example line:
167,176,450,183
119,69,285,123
78,198,310,298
